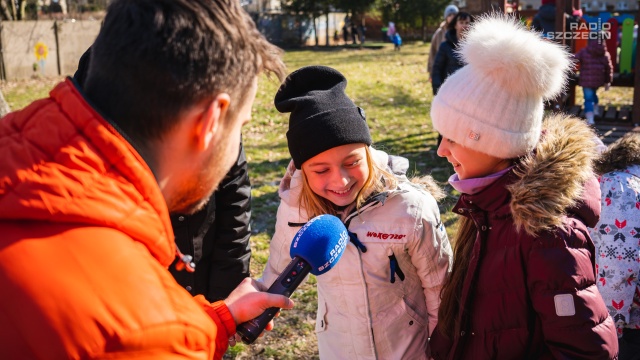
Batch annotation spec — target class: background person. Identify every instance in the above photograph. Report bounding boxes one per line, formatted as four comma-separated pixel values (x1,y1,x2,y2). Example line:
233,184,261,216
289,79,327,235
591,132,640,360
574,35,613,125
531,0,557,37
392,32,402,51
431,12,473,96
431,11,473,147
169,140,252,301
428,4,458,80
0,0,293,358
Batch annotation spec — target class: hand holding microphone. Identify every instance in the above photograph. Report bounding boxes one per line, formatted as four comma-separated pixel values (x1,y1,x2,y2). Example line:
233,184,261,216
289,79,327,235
224,278,294,330
236,214,349,344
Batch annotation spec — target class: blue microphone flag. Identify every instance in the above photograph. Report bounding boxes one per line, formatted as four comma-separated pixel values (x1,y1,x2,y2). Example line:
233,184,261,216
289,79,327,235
289,214,348,276
236,214,348,344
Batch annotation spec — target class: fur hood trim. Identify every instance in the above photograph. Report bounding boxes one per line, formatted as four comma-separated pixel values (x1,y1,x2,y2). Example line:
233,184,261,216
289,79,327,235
594,132,640,175
508,114,600,236
410,176,446,202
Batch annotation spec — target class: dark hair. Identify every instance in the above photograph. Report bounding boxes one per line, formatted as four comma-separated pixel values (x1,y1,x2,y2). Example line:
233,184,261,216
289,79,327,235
448,12,474,31
594,132,640,175
437,216,476,338
84,0,285,147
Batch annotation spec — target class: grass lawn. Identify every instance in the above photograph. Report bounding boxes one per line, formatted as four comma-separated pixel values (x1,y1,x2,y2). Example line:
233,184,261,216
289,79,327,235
1,40,633,359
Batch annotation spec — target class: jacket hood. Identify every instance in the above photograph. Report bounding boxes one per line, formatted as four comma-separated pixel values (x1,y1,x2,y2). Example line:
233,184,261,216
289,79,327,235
0,80,176,266
445,28,459,46
537,4,556,21
507,114,601,235
594,133,640,175
587,40,606,56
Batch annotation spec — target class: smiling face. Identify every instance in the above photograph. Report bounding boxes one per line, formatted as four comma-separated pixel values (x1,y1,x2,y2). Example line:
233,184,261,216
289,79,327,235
437,137,512,180
301,143,370,207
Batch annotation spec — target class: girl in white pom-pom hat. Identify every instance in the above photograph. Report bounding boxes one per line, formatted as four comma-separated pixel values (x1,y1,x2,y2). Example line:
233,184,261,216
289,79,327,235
429,14,618,360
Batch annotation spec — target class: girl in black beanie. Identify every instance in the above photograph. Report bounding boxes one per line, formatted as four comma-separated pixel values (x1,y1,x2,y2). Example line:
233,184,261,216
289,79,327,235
258,65,452,359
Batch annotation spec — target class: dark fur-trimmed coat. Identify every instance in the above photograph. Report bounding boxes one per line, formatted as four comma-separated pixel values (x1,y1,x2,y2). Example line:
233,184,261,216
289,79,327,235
429,115,618,359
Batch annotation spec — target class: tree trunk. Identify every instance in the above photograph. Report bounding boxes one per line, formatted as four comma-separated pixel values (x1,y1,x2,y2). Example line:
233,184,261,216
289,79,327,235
325,9,330,47
0,89,11,117
9,0,16,20
313,16,318,47
0,0,13,20
18,0,26,20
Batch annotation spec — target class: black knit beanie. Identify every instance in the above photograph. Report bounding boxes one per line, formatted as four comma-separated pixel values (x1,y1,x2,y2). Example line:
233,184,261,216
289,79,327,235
274,66,372,169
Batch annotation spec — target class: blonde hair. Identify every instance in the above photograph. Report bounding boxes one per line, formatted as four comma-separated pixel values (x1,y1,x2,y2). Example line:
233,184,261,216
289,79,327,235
299,146,397,219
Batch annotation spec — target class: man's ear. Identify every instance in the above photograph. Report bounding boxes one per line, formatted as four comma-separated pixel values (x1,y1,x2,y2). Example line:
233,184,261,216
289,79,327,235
197,93,231,151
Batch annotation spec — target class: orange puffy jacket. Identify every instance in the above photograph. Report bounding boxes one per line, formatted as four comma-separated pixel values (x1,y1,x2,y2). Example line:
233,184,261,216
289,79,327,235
0,79,235,359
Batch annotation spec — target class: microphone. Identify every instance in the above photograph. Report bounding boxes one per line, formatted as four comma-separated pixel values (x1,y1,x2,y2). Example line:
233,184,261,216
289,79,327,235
236,214,349,344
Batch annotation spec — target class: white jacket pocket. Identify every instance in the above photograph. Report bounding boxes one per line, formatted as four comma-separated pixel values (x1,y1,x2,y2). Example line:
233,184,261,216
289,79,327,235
315,299,328,333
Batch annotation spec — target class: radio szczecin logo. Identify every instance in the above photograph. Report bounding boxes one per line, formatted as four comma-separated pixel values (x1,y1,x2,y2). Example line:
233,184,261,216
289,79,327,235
546,21,612,41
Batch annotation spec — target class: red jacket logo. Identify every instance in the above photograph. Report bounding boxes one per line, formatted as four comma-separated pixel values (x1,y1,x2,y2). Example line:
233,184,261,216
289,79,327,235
366,231,406,240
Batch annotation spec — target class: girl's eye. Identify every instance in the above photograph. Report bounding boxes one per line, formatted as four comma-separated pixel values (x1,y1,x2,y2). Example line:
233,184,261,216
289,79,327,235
314,169,329,174
346,159,361,167
446,138,456,144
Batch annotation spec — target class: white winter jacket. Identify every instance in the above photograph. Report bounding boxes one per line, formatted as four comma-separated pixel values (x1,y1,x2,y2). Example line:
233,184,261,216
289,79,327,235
260,149,452,360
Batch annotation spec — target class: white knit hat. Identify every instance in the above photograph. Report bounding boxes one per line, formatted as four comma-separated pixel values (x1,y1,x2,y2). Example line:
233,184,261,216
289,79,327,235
430,14,571,159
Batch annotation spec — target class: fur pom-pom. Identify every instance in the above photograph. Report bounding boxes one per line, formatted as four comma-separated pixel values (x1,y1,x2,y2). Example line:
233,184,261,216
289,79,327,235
459,13,571,100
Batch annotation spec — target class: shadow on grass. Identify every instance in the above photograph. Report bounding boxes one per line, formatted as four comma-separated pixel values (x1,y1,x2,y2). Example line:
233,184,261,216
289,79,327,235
250,190,280,235
248,157,289,185
359,84,428,108
285,46,424,69
282,43,387,52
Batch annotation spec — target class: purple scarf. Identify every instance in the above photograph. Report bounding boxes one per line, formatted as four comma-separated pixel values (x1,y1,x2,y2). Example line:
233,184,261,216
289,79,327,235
448,166,514,195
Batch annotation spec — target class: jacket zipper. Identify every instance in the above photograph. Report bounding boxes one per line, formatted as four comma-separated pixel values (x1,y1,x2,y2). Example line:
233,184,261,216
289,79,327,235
343,196,388,360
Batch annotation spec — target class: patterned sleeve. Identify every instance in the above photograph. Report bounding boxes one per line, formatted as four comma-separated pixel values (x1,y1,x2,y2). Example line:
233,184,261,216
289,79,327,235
591,170,640,336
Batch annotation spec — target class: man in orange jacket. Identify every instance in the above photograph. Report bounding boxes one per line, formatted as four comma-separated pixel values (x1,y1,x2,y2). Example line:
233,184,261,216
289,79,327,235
0,0,293,358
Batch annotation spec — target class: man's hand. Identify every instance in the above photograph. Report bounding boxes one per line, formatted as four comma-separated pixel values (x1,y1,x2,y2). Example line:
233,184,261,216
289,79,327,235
224,277,294,325
605,83,611,91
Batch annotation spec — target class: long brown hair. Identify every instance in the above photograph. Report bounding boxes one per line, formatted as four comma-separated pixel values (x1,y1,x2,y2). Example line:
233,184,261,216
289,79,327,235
437,216,477,338
299,146,397,219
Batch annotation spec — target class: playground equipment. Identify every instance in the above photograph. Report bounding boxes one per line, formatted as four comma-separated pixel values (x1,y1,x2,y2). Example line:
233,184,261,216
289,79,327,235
516,0,640,143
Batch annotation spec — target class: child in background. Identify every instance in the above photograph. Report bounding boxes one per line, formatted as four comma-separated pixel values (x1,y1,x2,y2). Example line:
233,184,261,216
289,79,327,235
590,132,640,360
429,15,618,359
261,65,452,359
392,32,402,51
574,34,613,125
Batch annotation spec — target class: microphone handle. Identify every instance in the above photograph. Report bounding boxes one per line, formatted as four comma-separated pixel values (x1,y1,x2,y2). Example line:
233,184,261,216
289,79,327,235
236,256,312,344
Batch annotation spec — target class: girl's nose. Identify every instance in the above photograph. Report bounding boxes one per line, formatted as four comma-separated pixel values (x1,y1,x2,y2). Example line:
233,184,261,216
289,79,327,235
332,168,350,186
436,139,449,157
